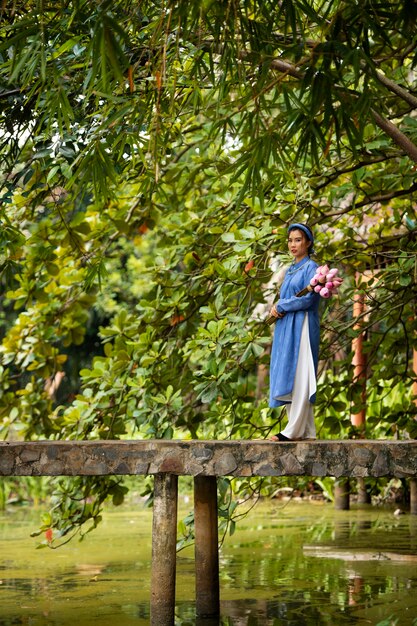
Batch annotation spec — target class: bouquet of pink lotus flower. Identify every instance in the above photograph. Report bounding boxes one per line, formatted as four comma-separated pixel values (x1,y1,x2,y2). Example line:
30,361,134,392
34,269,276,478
265,264,343,325
295,264,343,298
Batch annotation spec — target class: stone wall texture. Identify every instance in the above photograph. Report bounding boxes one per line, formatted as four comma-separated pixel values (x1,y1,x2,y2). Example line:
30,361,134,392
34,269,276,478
1,439,417,478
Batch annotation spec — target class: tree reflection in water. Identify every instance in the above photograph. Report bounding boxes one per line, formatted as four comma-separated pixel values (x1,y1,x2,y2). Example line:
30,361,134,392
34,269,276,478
1,502,417,625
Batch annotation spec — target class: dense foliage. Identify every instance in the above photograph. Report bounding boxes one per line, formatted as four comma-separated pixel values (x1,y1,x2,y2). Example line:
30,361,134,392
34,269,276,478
1,0,416,541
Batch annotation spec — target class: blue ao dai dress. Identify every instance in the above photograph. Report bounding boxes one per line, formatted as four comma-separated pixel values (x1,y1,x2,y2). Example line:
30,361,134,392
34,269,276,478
269,256,320,438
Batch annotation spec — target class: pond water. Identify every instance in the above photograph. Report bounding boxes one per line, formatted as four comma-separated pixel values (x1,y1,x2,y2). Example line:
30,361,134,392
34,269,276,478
1,498,417,625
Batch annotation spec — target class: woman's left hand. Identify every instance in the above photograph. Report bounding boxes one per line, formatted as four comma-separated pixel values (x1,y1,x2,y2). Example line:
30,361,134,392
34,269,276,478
269,306,285,319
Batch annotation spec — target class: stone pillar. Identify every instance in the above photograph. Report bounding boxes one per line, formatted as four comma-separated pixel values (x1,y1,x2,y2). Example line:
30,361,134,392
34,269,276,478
334,478,350,510
410,478,417,515
150,473,178,626
357,477,371,504
194,476,220,618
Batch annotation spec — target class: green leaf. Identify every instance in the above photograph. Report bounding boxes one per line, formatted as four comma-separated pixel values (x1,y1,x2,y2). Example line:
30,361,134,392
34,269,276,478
50,37,81,60
47,166,60,183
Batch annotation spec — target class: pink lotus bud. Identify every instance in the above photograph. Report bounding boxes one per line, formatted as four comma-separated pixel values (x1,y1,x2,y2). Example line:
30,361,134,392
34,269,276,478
320,264,330,275
326,269,338,279
320,287,330,298
310,276,319,286
325,281,334,289
314,285,322,293
332,278,343,287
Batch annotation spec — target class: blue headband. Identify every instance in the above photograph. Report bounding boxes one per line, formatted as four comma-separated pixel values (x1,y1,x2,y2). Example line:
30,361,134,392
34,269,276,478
288,223,314,254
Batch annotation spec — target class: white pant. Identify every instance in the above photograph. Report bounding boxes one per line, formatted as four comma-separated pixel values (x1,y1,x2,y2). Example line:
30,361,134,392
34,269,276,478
280,313,317,440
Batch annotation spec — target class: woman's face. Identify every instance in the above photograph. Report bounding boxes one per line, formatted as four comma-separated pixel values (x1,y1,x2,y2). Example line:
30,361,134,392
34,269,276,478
288,229,311,261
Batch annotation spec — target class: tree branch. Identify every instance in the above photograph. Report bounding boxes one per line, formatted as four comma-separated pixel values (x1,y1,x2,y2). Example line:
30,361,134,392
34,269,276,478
310,152,404,191
316,182,417,220
0,88,21,99
372,69,417,109
354,182,417,208
269,58,302,79
266,51,417,162
371,109,417,162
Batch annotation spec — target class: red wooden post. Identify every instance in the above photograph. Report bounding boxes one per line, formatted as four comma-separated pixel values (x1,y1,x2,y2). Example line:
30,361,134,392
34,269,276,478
351,272,367,428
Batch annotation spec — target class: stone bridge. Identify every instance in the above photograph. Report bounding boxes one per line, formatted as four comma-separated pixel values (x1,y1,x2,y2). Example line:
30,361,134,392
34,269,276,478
1,439,416,478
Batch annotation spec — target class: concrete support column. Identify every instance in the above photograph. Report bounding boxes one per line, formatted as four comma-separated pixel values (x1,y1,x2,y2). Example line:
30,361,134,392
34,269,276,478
194,476,220,618
357,477,371,504
410,478,417,515
335,478,350,510
150,473,178,626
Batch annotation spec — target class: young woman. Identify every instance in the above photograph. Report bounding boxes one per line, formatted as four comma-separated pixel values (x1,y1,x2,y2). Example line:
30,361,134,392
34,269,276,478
268,223,320,441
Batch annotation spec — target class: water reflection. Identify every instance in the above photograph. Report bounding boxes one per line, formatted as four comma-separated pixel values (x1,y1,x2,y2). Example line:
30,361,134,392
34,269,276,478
1,503,417,625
